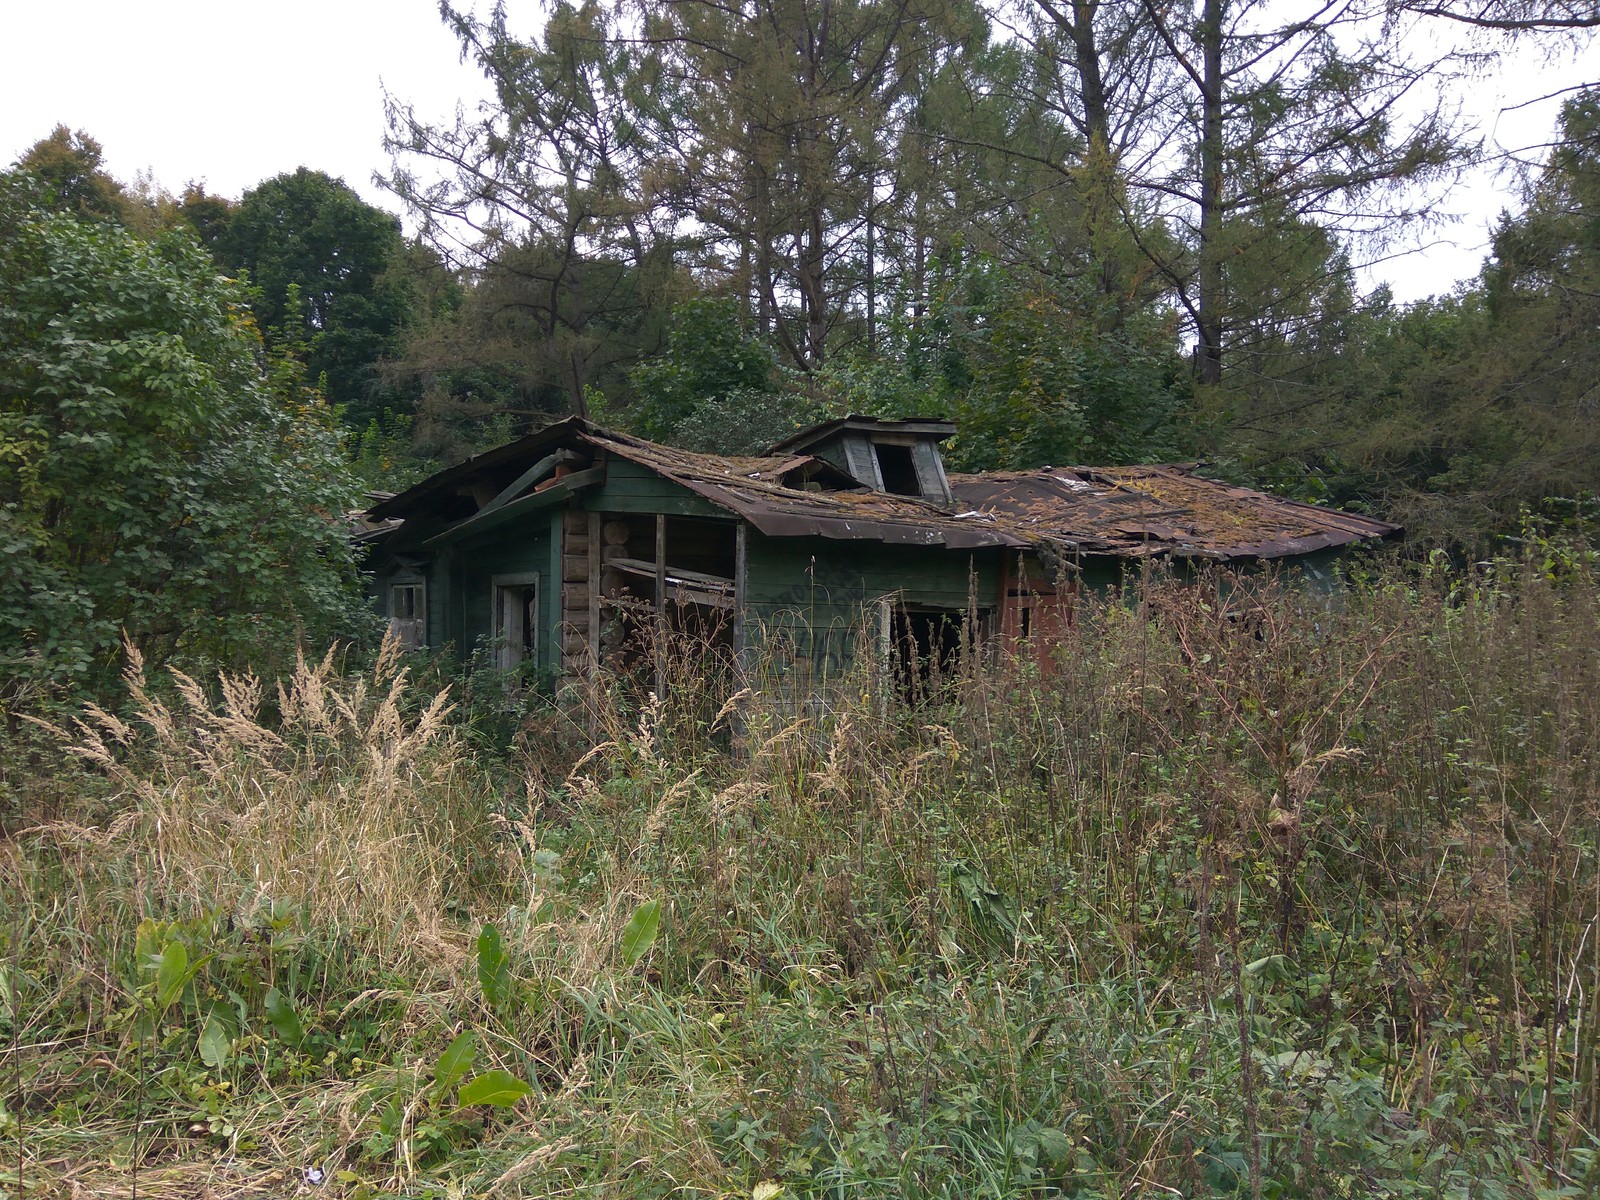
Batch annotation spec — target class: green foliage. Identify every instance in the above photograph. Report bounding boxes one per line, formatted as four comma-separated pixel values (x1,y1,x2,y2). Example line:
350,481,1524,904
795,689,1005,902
220,167,415,430
814,258,1191,470
476,923,510,1010
0,177,366,699
457,1069,534,1108
12,555,1600,1195
1215,90,1600,547
628,297,794,449
262,988,306,1048
620,898,662,966
11,125,135,224
431,1031,477,1095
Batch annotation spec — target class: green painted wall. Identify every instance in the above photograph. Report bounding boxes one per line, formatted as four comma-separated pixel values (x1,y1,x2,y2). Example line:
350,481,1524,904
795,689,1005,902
743,533,1005,683
585,460,726,518
442,512,557,671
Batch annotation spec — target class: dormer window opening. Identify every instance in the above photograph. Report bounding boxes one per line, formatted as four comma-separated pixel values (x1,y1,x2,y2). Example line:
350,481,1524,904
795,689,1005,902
766,415,956,505
874,442,922,496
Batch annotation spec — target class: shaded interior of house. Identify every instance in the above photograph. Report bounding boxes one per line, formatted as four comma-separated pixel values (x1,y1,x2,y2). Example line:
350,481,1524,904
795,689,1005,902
359,416,1400,692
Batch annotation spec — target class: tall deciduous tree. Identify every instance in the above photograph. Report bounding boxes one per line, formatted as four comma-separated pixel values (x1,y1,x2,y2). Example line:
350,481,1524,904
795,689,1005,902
1124,0,1464,388
0,174,366,698
221,168,415,429
385,1,675,415
637,0,997,367
11,125,135,224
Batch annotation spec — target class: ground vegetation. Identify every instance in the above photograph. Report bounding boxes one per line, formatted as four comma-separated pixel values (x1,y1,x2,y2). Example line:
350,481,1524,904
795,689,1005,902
3,550,1598,1197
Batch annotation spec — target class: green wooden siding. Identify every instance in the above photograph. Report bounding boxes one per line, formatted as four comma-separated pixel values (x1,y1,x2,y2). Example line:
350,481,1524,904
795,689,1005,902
584,460,727,518
742,533,1004,682
449,512,557,672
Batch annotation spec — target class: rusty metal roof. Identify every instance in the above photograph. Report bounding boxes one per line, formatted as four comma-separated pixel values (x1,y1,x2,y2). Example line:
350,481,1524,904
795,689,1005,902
948,465,1399,559
367,419,1399,559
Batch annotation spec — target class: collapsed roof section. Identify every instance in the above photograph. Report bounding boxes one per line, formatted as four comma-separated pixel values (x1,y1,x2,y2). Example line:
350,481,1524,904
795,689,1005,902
949,465,1399,559
365,417,1400,560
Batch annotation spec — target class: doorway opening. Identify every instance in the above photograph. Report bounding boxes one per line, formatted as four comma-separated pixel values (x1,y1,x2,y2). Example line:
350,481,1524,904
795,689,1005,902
493,573,539,670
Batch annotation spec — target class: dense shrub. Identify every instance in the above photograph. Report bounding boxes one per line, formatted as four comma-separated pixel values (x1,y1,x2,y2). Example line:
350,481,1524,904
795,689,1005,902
0,174,366,703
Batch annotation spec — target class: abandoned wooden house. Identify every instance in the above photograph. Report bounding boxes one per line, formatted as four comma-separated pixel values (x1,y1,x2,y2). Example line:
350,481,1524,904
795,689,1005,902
360,416,1399,685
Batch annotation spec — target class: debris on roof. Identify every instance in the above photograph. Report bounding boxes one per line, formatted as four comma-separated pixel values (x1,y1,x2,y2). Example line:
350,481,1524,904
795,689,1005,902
949,466,1398,559
366,418,1400,560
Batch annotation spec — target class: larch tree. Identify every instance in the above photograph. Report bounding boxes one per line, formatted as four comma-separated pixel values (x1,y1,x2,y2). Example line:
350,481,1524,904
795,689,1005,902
384,0,676,416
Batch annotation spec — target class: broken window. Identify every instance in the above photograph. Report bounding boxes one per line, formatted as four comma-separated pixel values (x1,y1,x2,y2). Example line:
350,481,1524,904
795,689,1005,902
492,573,540,670
874,442,922,496
388,580,425,650
887,603,977,703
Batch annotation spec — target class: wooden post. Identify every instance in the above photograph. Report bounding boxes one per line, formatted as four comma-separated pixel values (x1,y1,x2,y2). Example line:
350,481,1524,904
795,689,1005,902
654,513,667,699
586,511,601,676
733,522,749,679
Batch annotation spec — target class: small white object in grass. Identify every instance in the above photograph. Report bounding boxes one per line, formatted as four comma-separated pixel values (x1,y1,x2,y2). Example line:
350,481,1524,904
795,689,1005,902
305,1165,326,1185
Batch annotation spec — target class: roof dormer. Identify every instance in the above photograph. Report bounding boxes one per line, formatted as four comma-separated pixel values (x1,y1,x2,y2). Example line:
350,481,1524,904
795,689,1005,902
767,416,955,505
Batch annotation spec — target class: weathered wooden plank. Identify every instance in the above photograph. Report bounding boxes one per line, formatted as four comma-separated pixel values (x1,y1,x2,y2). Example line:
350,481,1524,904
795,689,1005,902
423,467,603,548
842,435,881,488
562,553,587,582
912,439,952,504
586,510,601,678
733,521,749,676
589,462,727,518
592,493,726,518
655,514,666,697
605,557,733,587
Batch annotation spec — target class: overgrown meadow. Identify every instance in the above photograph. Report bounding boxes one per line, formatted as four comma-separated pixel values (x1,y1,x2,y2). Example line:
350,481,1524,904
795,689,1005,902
3,552,1598,1199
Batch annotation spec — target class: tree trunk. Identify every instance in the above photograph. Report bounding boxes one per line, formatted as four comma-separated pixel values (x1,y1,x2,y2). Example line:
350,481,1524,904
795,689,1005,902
1070,0,1111,149
1196,0,1226,387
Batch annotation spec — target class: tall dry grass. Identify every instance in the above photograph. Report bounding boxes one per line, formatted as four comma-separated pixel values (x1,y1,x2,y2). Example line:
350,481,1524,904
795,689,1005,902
3,551,1598,1198
17,638,486,980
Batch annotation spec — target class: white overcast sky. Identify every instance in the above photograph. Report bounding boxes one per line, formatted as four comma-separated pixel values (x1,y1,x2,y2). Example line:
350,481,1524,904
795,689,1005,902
2,1,1596,304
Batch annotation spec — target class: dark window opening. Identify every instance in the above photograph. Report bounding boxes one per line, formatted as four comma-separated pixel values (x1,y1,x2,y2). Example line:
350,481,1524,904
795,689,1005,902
890,606,969,703
596,515,739,679
874,442,922,496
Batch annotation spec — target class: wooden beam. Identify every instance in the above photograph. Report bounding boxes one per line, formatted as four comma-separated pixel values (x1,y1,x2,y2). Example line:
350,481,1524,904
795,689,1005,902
604,557,734,589
586,510,600,678
420,467,604,548
480,448,583,514
654,513,666,699
733,521,749,678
